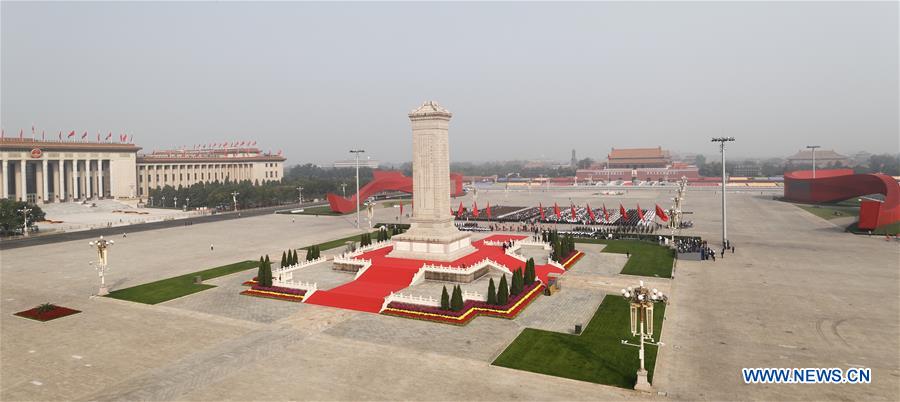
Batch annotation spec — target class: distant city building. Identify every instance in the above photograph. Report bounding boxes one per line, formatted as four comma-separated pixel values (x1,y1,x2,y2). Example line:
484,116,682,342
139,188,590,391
733,164,762,177
786,149,849,167
136,147,285,196
607,147,672,169
333,159,379,168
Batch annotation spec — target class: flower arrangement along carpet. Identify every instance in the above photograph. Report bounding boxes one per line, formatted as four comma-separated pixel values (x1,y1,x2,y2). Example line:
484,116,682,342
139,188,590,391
382,282,545,325
14,305,81,322
561,250,584,269
240,284,307,302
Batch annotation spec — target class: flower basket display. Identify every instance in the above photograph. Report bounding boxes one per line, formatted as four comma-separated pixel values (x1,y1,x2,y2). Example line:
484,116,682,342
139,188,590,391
240,285,307,302
14,303,81,322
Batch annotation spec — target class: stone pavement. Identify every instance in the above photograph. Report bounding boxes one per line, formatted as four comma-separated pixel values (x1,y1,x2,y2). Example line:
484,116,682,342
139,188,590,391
2,188,897,401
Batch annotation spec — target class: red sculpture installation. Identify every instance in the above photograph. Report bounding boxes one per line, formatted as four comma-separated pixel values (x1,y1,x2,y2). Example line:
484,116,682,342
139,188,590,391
326,170,464,214
784,169,899,230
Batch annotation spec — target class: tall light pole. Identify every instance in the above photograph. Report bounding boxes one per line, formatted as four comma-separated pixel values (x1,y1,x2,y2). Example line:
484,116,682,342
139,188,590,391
350,149,365,229
341,182,347,198
711,137,735,247
231,191,239,212
173,196,178,209
17,206,32,237
89,236,114,296
296,186,304,205
806,145,820,178
621,280,667,392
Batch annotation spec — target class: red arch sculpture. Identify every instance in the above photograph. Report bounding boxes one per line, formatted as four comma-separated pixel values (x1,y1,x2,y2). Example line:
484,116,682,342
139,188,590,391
327,170,464,214
784,169,900,230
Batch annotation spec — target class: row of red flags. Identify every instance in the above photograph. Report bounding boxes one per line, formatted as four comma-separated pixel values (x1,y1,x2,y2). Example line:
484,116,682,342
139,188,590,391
396,201,669,223
192,141,257,149
1,127,132,143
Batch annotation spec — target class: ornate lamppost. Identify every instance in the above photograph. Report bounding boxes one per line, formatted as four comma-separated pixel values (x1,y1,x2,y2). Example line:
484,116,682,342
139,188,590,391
231,191,239,211
621,280,668,392
89,236,114,296
17,206,32,237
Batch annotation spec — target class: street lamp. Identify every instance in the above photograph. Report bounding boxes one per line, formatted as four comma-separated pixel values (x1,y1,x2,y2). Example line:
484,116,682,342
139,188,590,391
350,149,365,229
17,206,32,237
296,186,304,205
806,145,821,178
711,137,735,247
161,196,166,208
341,183,347,198
620,280,667,392
231,191,239,212
174,196,178,209
185,197,190,210
89,236,114,296
149,196,154,207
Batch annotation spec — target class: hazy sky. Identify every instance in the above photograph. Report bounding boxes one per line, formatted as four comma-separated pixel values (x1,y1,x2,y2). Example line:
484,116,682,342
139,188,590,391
2,2,897,164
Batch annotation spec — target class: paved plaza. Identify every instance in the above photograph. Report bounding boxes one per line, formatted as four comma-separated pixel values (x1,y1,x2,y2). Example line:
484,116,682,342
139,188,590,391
1,188,898,400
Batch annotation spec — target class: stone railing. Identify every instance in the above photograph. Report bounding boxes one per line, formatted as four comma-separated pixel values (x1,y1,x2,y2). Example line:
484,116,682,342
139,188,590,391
343,240,392,259
463,290,485,302
419,258,514,283
547,258,565,270
271,278,319,299
383,292,441,309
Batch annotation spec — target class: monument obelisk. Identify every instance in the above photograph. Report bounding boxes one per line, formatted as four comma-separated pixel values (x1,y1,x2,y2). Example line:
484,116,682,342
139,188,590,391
389,101,475,261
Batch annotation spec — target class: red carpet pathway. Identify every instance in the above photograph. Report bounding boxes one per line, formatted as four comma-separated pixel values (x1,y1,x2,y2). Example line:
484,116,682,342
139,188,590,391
304,234,566,313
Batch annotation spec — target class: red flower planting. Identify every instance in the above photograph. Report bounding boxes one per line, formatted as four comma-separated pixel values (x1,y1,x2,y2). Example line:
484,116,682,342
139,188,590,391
14,305,81,322
240,284,307,302
382,282,545,325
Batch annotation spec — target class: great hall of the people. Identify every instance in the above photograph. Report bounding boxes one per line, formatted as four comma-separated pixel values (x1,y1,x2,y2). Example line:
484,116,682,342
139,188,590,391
0,138,285,203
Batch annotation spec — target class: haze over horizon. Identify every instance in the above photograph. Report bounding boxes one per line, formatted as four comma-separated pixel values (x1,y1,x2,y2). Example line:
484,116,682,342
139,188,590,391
2,2,897,165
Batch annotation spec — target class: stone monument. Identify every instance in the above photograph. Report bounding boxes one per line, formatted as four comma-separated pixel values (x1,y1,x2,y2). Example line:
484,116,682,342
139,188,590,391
388,101,475,261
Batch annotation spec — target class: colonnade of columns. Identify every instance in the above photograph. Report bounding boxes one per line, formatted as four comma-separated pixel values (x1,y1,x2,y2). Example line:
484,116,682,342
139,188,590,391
1,158,109,203
137,162,254,196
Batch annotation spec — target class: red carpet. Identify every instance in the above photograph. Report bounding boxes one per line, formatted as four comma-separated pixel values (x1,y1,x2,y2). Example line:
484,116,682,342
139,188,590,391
304,234,566,313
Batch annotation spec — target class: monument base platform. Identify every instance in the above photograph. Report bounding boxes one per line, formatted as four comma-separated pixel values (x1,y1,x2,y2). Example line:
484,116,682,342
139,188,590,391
387,230,476,262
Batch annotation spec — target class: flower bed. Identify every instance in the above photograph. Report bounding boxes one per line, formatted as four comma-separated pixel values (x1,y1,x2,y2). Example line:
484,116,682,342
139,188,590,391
240,284,307,302
382,282,545,325
561,250,584,269
14,305,81,322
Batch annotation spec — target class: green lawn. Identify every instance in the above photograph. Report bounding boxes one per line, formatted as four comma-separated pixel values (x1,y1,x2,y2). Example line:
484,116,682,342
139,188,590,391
796,204,859,220
106,260,258,304
290,205,345,216
575,239,674,278
846,221,900,236
493,296,666,388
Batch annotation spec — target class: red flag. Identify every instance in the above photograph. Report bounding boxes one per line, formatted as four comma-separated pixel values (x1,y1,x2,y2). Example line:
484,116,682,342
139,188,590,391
68,130,76,138
486,202,492,219
19,129,23,138
539,203,545,220
587,204,596,223
620,204,627,219
472,201,479,218
554,202,561,219
655,204,669,222
457,201,464,217
571,204,576,220
97,132,101,141
31,125,35,136
1,128,4,138
399,202,404,215
603,204,609,223
41,130,45,140
58,131,62,140
106,132,112,141
637,203,645,221
81,131,88,140
128,134,133,143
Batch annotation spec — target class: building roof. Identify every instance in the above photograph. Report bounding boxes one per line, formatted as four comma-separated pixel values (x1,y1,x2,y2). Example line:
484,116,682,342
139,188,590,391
0,138,141,152
409,100,452,118
137,147,285,163
786,149,848,161
608,147,670,160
